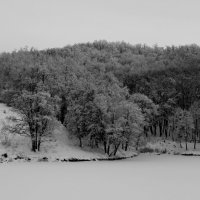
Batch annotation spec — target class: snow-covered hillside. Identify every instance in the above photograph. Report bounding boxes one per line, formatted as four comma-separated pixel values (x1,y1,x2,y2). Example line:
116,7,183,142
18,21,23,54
0,103,108,161
0,103,136,162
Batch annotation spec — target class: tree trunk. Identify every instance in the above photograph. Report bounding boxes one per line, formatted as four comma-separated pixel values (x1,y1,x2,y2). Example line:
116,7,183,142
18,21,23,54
89,136,93,148
136,141,139,151
144,127,148,137
35,132,38,150
185,128,188,151
107,144,110,155
37,138,41,151
32,140,36,152
60,97,67,124
194,138,196,149
172,131,174,141
185,141,188,151
125,141,128,151
153,124,157,136
180,140,182,148
159,121,163,137
150,126,153,136
79,137,82,148
165,127,168,138
194,120,198,149
164,119,168,138
104,141,107,153
95,140,98,148
31,132,38,152
113,143,120,156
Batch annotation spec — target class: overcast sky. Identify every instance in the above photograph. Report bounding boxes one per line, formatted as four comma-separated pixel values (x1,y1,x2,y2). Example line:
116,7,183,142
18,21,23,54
0,0,200,52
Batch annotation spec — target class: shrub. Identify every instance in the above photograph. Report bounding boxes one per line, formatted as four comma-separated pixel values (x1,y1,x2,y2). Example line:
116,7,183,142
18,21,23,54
139,147,154,153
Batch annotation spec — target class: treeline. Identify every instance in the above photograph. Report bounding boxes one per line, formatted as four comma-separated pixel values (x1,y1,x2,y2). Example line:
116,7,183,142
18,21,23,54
0,41,200,154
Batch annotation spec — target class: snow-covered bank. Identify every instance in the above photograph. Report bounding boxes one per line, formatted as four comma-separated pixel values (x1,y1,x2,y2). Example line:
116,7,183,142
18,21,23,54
0,155,200,200
0,103,136,160
0,103,104,159
0,152,137,163
142,138,200,155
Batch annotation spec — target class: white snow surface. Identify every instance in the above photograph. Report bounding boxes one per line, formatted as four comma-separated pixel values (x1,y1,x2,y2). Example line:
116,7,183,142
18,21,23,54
0,155,199,200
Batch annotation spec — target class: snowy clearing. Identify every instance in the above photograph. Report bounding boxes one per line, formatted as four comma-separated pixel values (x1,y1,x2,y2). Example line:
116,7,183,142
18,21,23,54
0,155,199,200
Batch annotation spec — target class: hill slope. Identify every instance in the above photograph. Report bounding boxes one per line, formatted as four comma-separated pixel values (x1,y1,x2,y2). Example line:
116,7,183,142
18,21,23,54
0,103,136,162
0,103,107,161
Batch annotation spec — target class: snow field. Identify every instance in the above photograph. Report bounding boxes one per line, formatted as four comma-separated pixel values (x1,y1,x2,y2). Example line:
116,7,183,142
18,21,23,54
0,155,199,200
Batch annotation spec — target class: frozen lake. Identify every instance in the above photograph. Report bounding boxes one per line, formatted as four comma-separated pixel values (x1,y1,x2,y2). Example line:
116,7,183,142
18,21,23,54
0,154,199,200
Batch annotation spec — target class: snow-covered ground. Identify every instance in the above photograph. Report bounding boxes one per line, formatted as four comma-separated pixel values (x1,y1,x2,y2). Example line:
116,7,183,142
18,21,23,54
0,155,199,200
145,137,200,155
0,103,107,160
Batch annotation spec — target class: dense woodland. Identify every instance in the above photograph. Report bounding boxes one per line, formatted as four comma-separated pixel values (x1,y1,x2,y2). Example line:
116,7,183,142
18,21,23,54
1,41,200,155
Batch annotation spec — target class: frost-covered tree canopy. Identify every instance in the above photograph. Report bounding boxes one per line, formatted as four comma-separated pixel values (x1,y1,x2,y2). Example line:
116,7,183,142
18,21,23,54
1,42,200,154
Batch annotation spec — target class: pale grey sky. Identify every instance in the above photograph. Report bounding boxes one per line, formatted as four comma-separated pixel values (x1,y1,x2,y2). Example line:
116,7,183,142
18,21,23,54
0,0,200,52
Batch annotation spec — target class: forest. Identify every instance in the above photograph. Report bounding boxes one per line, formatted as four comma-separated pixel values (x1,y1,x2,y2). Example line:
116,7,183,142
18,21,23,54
1,41,200,156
